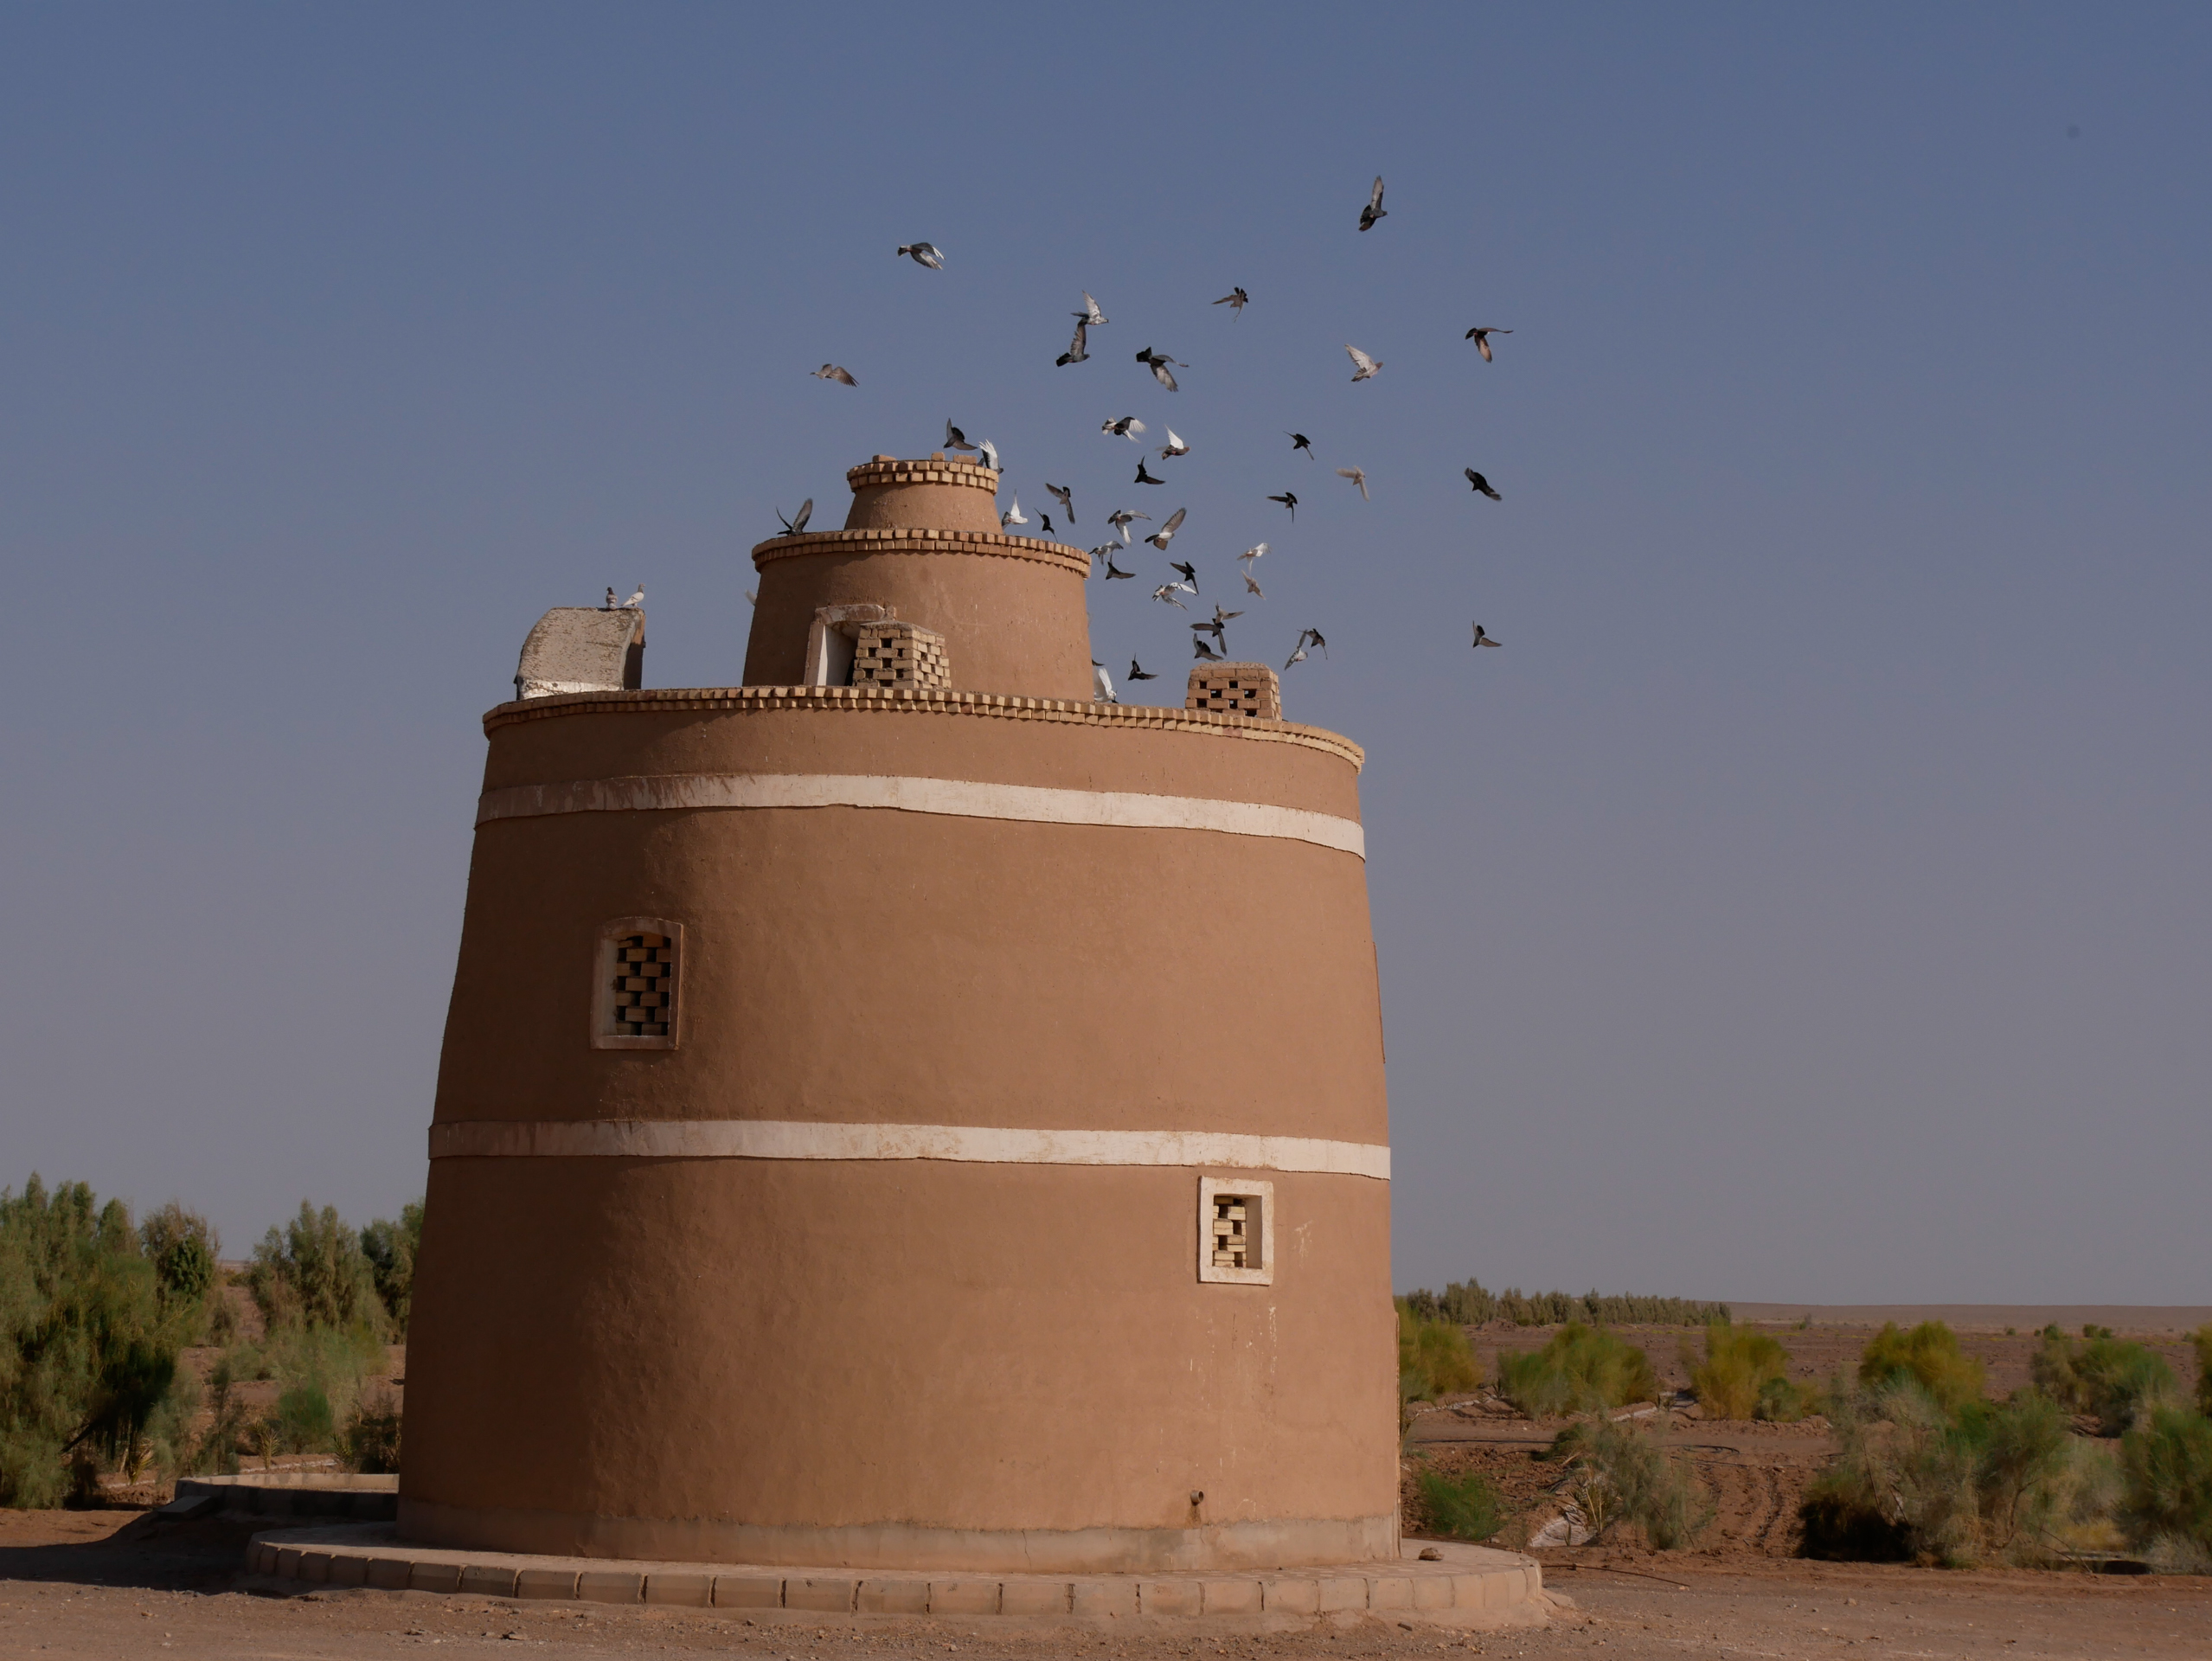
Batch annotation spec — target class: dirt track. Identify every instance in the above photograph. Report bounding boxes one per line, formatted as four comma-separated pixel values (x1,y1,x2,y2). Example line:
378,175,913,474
3,1506,2209,1660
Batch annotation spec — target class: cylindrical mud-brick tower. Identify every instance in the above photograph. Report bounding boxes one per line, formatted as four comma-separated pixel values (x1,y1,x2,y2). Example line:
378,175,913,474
403,453,1396,1573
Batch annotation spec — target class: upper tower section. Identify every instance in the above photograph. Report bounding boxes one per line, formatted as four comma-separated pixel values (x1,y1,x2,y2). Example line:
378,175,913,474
742,452,1093,702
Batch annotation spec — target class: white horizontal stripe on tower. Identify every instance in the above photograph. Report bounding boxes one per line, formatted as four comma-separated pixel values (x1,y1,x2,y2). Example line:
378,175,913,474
474,773,1364,857
430,1119,1391,1180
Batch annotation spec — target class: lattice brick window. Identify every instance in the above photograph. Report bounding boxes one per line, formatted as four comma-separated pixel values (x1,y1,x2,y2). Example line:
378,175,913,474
850,621,952,690
1197,1177,1274,1286
1184,664,1281,721
591,918,683,1050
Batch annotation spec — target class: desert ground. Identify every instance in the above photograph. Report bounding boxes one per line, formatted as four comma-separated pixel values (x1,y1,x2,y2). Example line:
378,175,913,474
9,1307,2207,1659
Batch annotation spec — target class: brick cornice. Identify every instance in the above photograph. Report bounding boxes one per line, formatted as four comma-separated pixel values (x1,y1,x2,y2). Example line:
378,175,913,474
749,528,1091,576
482,685,1364,770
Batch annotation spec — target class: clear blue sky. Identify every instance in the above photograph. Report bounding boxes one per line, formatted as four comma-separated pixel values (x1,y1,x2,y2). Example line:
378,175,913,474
4,4,2206,1300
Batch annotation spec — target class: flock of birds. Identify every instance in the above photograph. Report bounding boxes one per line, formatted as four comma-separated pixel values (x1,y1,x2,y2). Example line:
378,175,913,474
787,179,1511,705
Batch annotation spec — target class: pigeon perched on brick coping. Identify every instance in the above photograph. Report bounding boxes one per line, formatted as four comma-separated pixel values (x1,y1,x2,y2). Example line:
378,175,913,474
622,586,644,609
1358,176,1387,232
811,364,857,387
605,587,618,608
1092,660,1117,703
1464,326,1513,362
896,242,945,268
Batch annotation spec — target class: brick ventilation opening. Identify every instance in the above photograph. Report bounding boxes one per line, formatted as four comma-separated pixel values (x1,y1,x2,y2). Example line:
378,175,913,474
1211,1196,1256,1269
1184,664,1281,721
850,621,952,689
607,932,676,1036
1197,1177,1273,1286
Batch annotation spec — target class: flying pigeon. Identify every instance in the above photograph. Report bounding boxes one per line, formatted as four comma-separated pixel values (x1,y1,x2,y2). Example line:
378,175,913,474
1145,508,1187,552
1102,415,1147,440
1128,659,1157,681
1286,626,1327,669
1040,512,1056,535
1104,552,1135,580
1191,603,1241,647
1336,465,1369,501
1346,344,1383,382
1213,287,1249,315
1092,660,1117,703
811,364,857,387
1284,638,1308,670
1169,559,1199,592
1075,291,1108,326
1241,568,1264,598
1238,542,1268,568
1106,507,1150,543
1266,491,1298,520
977,438,1000,471
1134,458,1164,485
1465,469,1502,500
944,420,978,452
1464,326,1513,362
896,242,945,268
1151,584,1190,611
1057,320,1090,366
1286,432,1315,458
1046,482,1075,523
777,499,814,535
1135,347,1184,392
1192,636,1225,662
1357,176,1387,232
1157,429,1190,459
1000,496,1028,529
1472,624,1502,648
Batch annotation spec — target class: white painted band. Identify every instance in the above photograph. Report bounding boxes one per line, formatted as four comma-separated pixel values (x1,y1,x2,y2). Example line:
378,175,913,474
429,1119,1391,1180
474,773,1364,857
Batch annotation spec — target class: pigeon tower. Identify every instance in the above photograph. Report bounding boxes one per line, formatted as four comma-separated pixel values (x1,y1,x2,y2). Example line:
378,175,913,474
404,452,1397,1573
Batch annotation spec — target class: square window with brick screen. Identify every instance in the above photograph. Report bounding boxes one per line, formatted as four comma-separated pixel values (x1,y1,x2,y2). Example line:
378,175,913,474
591,918,683,1049
1196,1177,1274,1286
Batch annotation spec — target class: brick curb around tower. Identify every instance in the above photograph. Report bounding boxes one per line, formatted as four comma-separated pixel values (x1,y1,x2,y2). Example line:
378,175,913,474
244,1526,1551,1629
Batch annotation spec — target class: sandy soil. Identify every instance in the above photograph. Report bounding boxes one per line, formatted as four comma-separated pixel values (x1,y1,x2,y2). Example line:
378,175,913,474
2,1507,2208,1659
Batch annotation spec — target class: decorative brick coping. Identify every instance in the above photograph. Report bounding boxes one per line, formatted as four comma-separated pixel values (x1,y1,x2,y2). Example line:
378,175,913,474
845,454,1001,493
751,528,1091,576
246,1526,1546,1627
482,686,1366,770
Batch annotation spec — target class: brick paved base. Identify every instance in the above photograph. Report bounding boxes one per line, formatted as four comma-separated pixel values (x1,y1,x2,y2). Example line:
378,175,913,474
247,1525,1547,1629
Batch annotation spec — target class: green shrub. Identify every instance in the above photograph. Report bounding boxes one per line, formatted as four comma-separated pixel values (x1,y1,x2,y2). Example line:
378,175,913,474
1400,1280,1729,1329
0,1176,198,1507
1414,1467,1502,1542
247,1202,387,1338
359,1201,422,1337
1396,1305,1482,1402
270,1383,335,1453
343,1392,402,1475
1802,1382,2105,1565
2119,1406,2212,1557
1498,1323,1657,1417
2032,1333,2177,1437
1545,1418,1710,1549
1857,1322,1985,1414
2189,1328,2212,1418
1683,1324,1792,1421
1758,1374,1816,1421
